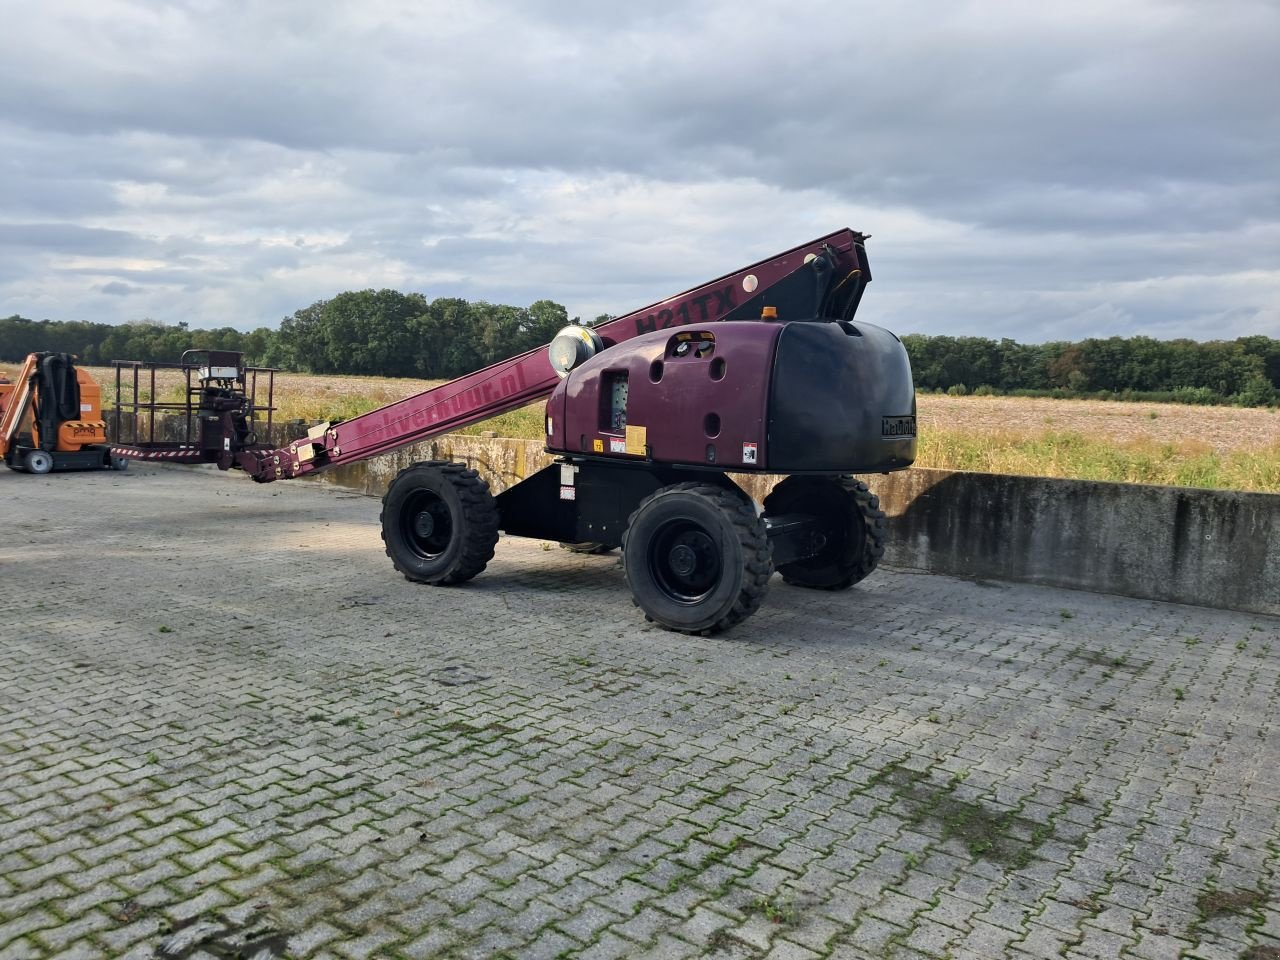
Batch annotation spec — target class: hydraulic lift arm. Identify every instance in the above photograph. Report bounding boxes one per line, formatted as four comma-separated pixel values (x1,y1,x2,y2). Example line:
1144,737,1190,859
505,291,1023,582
242,228,872,482
0,353,39,461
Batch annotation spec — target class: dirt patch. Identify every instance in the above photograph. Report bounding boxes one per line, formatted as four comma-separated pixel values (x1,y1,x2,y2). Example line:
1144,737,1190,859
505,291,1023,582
1196,887,1270,919
1069,649,1148,673
443,719,517,737
869,761,1057,868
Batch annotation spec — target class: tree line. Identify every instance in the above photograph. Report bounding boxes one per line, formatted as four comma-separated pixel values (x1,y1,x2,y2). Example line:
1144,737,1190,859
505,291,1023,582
3,292,1278,406
0,290,588,381
0,315,277,372
902,334,1280,406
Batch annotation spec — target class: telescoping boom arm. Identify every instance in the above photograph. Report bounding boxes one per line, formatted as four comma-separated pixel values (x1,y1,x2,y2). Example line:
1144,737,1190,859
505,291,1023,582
238,228,873,482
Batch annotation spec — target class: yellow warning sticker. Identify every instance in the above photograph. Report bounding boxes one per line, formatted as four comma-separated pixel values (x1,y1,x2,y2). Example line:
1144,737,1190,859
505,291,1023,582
625,425,647,456
592,438,604,453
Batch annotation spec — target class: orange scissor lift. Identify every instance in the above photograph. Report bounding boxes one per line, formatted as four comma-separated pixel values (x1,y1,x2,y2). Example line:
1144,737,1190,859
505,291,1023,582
1,352,123,474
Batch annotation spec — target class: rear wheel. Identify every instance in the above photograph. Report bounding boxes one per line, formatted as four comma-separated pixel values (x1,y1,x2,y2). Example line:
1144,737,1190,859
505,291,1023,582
25,450,53,475
381,461,499,585
763,475,885,589
110,455,129,471
622,483,772,634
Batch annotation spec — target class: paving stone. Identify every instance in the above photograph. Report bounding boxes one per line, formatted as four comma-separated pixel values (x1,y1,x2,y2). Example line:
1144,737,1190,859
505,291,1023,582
614,904,678,945
282,920,344,957
330,927,404,959
577,930,644,960
1,878,77,918
2,464,1276,960
31,911,116,954
92,915,167,956
0,909,62,951
449,895,512,935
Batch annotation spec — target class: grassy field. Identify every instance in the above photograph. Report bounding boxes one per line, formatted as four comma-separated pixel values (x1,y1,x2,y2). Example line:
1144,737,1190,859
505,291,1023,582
916,394,1280,492
5,361,1277,493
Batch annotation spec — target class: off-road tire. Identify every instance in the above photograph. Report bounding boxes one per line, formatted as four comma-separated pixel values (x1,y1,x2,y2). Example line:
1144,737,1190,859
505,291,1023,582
763,475,885,590
622,482,772,635
381,461,499,585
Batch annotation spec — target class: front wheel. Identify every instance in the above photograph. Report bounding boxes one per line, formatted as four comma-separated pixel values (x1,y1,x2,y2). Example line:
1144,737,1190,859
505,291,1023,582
622,483,772,634
25,450,54,475
763,475,886,590
381,461,499,585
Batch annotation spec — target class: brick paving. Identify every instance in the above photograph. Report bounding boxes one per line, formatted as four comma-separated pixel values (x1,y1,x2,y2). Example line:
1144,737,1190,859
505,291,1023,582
1,462,1277,960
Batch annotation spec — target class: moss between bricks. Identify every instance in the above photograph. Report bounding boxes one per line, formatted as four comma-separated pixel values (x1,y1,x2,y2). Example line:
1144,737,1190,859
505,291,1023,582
868,761,1057,868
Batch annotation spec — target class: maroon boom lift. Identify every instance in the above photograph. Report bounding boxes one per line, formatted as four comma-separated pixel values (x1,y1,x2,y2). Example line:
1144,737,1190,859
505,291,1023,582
113,229,917,633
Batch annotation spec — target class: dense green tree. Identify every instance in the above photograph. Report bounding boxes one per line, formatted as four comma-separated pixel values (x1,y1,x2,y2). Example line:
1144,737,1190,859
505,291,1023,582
407,297,479,379
471,302,526,366
275,301,328,372
1236,335,1280,389
900,332,1278,407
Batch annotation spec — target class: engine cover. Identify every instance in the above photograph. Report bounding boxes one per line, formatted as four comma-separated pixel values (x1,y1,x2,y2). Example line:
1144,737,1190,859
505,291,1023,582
545,319,916,474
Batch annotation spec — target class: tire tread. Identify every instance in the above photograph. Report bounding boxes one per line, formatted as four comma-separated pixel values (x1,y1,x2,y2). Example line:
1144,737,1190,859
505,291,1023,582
380,460,499,585
623,482,772,634
764,475,886,590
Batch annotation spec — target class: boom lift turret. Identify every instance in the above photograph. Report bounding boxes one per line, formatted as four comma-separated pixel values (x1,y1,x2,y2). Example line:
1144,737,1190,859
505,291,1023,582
114,229,917,633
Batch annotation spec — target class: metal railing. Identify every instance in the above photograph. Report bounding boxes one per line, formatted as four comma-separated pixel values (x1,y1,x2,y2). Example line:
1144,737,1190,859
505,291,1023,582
110,354,278,450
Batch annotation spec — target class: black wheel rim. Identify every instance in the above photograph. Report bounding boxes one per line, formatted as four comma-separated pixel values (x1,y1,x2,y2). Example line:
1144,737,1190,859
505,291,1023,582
402,490,453,560
647,518,722,604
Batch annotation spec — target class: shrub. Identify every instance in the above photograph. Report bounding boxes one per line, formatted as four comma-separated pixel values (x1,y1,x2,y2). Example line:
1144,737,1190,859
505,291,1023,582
1171,386,1222,406
1234,376,1278,408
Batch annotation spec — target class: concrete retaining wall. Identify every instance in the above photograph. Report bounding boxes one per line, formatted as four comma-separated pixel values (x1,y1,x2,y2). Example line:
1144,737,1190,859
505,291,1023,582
303,434,1280,618
880,468,1279,616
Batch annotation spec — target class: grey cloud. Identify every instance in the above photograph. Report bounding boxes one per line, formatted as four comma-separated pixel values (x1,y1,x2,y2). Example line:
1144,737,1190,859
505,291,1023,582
0,222,148,255
99,281,142,296
0,0,1276,342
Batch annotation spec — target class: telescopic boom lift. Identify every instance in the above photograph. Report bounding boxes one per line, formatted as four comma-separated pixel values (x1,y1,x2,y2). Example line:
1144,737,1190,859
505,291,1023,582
113,229,917,633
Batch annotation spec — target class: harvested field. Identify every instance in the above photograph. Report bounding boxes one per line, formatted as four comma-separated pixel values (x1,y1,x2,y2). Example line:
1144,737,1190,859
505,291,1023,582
913,395,1280,492
918,394,1280,457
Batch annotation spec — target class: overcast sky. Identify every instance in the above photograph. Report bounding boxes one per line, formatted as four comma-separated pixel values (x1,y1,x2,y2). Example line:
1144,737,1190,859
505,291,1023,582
1,0,1277,343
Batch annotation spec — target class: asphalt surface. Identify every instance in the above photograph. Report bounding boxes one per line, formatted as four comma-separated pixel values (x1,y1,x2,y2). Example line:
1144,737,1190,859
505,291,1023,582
2,462,1278,960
